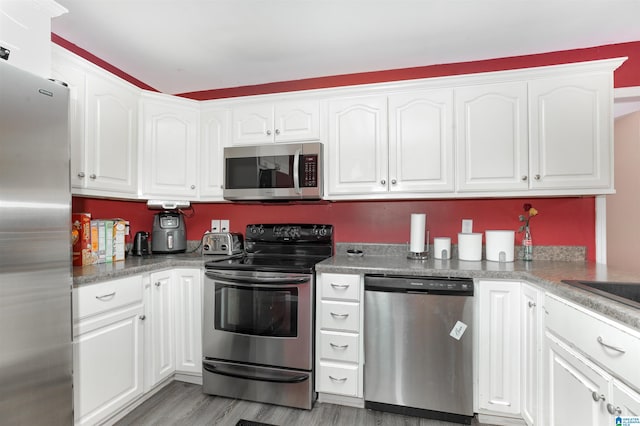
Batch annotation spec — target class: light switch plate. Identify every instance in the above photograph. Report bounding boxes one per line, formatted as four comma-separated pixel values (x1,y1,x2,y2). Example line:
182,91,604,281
462,219,473,233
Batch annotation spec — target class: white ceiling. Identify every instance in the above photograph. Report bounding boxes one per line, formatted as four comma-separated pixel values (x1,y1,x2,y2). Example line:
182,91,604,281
51,0,640,96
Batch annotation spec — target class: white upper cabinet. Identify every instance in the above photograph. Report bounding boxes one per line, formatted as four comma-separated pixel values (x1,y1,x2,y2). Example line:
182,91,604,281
0,0,66,76
389,90,454,193
327,95,388,195
529,73,613,190
52,46,139,197
231,100,320,145
455,82,529,192
199,106,229,200
327,89,453,197
140,92,200,199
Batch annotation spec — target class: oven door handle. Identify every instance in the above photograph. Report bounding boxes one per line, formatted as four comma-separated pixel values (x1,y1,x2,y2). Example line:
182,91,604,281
203,361,309,384
205,270,309,285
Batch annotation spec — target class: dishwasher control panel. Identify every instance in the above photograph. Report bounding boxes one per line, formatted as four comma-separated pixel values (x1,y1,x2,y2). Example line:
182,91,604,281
364,275,474,295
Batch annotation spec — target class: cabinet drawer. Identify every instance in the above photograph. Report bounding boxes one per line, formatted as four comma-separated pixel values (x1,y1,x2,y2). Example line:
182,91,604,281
320,273,361,301
74,276,143,320
320,301,359,332
319,331,359,363
317,362,358,396
545,294,640,389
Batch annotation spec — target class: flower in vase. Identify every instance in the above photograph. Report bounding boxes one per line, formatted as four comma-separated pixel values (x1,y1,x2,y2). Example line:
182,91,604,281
518,203,539,232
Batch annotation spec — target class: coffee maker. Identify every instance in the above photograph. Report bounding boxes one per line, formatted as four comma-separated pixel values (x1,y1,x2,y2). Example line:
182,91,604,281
151,211,187,253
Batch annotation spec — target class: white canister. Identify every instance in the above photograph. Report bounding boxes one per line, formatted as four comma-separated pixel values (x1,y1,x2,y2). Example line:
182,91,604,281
433,237,451,259
458,233,482,261
485,230,515,262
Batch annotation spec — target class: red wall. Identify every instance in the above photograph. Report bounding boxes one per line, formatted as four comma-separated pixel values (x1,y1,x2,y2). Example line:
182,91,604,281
61,38,638,263
72,197,596,260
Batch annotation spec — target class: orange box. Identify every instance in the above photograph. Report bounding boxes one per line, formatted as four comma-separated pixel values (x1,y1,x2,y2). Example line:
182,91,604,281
72,213,93,266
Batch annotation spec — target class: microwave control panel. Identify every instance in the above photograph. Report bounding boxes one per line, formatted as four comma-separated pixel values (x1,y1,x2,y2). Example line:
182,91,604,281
302,155,318,187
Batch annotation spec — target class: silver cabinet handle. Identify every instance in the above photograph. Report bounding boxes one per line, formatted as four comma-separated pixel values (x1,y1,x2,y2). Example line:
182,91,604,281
528,301,536,308
534,174,541,180
591,391,605,402
95,292,116,300
521,175,528,181
330,283,349,290
391,179,397,184
190,184,196,189
330,312,349,319
330,342,349,350
77,172,85,178
607,403,622,415
275,129,280,135
597,336,626,353
139,315,146,320
381,179,386,185
329,375,347,383
266,129,272,136
89,173,97,179
155,281,161,287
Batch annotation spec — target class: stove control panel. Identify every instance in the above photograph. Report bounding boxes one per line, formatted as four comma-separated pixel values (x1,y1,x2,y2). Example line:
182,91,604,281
246,224,333,242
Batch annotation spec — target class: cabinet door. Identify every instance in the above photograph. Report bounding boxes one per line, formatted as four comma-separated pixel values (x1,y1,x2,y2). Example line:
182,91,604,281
455,82,529,192
529,74,612,190
51,47,87,190
231,103,274,145
477,280,521,416
173,269,203,375
544,333,609,426
521,284,543,426
85,72,138,194
389,90,454,193
73,305,144,426
327,95,388,195
146,270,175,388
200,107,228,199
141,95,199,198
274,100,320,143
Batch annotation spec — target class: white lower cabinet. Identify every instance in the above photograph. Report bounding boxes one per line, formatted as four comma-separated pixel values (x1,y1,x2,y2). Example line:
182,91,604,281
73,276,145,426
316,273,363,399
173,268,203,376
521,284,543,425
144,270,175,390
477,280,522,418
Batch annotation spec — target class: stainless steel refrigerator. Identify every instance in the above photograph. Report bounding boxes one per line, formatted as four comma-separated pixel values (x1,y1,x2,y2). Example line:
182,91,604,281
0,60,72,423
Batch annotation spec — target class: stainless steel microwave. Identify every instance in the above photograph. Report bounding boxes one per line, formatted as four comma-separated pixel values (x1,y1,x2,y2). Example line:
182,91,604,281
223,142,323,201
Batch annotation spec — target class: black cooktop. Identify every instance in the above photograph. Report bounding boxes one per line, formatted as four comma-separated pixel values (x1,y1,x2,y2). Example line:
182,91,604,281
205,224,333,274
562,280,640,309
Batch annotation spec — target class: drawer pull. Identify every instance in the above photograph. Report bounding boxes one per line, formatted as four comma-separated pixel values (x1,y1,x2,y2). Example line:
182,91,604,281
597,336,626,354
607,403,622,415
95,292,116,300
330,342,349,350
591,391,606,402
330,283,349,290
330,312,349,319
329,375,347,383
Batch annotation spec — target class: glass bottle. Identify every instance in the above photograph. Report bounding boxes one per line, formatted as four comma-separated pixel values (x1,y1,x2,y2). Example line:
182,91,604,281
522,226,533,261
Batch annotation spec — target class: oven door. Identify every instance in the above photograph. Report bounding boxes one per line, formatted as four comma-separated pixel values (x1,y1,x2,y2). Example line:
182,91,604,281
203,269,313,371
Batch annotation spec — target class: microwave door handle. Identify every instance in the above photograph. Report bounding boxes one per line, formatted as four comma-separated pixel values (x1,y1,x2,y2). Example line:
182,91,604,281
293,148,301,194
205,270,308,285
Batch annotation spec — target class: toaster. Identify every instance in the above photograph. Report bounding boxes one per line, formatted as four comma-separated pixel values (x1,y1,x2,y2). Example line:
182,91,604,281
202,232,243,255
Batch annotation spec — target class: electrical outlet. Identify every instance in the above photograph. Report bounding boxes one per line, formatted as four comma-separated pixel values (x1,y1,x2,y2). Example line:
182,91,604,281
221,219,230,232
211,219,220,233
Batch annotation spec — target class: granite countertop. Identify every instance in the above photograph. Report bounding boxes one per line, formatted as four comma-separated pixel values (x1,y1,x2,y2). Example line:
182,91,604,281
316,253,640,331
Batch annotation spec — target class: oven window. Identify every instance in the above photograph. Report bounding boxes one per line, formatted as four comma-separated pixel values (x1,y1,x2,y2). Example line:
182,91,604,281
215,284,298,337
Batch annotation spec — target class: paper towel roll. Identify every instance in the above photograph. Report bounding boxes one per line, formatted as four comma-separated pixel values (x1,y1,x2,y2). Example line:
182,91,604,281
410,214,426,253
458,233,482,261
434,237,451,259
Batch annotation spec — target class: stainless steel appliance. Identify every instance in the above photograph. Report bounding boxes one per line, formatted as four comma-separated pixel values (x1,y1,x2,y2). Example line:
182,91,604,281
202,232,243,255
203,224,333,409
223,142,323,201
364,275,474,424
151,211,187,253
562,280,640,309
0,61,72,423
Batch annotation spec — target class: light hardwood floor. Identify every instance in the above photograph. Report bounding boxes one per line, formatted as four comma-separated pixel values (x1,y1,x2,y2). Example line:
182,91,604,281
116,381,487,426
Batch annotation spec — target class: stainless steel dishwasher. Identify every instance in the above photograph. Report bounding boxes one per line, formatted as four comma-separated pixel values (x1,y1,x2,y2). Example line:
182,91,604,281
364,274,474,425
